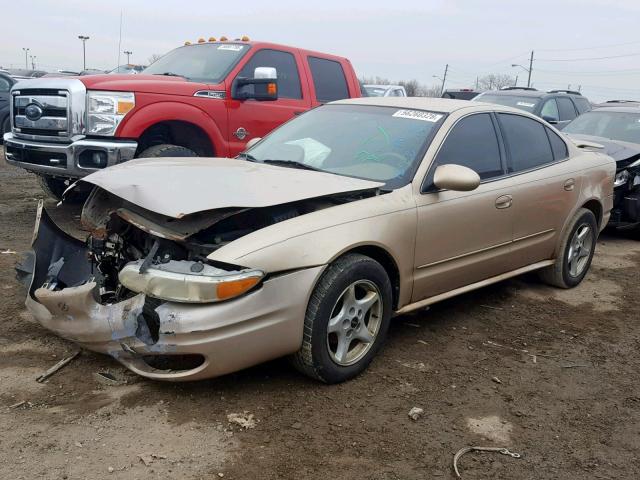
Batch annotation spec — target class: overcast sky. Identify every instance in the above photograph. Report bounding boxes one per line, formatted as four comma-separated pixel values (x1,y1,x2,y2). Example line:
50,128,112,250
4,0,640,101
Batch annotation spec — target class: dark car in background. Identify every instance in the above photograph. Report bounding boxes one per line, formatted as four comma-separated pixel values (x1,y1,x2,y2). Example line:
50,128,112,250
0,72,16,141
564,106,640,233
474,88,591,129
441,88,481,100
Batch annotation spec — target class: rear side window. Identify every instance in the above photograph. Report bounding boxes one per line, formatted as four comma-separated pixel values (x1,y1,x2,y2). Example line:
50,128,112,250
498,113,554,172
433,113,503,180
308,57,349,102
574,97,591,114
547,128,569,160
557,97,578,121
239,49,302,99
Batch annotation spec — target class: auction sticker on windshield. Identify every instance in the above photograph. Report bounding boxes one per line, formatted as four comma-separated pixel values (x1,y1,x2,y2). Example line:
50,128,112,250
218,44,244,51
517,101,536,108
393,110,443,122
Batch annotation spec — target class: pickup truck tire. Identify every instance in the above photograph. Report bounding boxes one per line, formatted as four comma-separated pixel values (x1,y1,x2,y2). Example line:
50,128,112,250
539,208,597,288
291,253,392,384
138,144,197,158
37,175,88,204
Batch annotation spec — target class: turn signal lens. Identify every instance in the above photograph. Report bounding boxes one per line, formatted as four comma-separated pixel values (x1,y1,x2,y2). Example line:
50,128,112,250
267,83,277,96
220,36,228,41
184,41,192,45
198,37,205,43
216,276,261,301
117,100,135,115
241,35,250,41
208,37,217,42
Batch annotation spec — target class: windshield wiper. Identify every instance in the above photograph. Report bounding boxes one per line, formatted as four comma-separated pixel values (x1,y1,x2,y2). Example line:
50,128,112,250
236,152,258,162
262,159,323,172
154,72,183,77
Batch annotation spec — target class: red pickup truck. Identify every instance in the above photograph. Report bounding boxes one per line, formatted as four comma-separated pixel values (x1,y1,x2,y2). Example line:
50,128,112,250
3,39,362,199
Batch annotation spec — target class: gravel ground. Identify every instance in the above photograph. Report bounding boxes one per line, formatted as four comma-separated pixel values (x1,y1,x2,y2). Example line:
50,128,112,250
1,149,639,480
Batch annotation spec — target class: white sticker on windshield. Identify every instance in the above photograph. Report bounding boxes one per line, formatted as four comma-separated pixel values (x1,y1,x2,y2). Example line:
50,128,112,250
516,101,536,108
217,44,244,51
392,110,443,122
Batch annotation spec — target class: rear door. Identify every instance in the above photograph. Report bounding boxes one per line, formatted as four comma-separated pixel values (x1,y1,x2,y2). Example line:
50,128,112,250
226,48,311,155
497,113,580,266
305,56,352,105
412,112,515,302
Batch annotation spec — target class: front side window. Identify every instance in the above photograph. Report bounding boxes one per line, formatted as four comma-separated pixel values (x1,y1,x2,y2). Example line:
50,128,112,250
557,97,578,121
245,104,445,188
308,57,349,102
238,49,302,99
498,113,554,172
431,113,503,181
540,99,559,122
0,77,11,92
142,43,249,83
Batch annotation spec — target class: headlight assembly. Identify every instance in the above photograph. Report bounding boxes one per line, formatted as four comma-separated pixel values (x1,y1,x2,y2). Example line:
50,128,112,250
614,169,629,187
86,91,135,136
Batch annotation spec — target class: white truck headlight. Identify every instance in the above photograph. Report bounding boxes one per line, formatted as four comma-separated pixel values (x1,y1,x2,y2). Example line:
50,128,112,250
86,91,135,136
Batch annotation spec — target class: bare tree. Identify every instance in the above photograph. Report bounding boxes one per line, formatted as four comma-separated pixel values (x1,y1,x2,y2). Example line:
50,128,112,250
147,53,163,65
477,74,516,91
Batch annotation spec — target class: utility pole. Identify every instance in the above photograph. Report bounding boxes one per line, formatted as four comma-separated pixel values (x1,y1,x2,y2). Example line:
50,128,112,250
527,50,534,88
78,35,90,70
22,47,30,69
514,75,518,86
123,50,132,64
30,55,36,69
440,64,448,95
475,76,479,90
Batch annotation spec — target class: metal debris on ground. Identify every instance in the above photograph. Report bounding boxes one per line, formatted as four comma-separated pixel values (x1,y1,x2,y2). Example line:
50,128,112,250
408,407,424,421
491,376,502,384
453,446,522,478
227,411,257,429
93,371,122,385
35,350,81,383
8,400,26,409
1,249,17,254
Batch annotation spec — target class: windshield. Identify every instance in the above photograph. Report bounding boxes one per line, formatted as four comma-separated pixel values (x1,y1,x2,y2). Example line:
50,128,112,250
475,93,540,112
142,43,249,83
245,104,446,188
364,86,388,97
564,110,640,144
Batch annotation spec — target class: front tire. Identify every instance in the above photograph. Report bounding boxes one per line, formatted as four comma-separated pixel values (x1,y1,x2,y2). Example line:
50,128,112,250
1,116,9,144
291,253,393,383
36,175,88,203
138,144,197,158
539,208,598,288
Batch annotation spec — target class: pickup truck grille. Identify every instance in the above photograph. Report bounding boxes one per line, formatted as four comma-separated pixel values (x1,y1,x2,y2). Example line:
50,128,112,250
12,89,70,139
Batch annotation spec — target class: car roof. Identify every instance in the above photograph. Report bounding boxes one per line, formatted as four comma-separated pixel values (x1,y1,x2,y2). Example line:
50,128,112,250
481,89,546,98
333,96,526,114
586,106,640,113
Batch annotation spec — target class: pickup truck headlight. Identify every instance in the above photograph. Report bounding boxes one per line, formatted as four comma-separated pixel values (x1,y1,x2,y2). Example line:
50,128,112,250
86,91,135,136
614,169,629,187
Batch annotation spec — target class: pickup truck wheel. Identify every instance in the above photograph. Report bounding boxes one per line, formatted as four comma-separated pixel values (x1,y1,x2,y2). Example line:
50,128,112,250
36,175,88,203
138,144,197,158
539,208,597,288
291,253,392,383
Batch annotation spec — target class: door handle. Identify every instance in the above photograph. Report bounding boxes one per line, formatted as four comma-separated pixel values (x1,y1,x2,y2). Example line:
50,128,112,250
495,194,513,209
564,178,575,191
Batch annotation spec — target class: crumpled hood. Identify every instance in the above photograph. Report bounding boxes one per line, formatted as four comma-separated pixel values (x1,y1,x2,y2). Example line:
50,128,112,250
568,134,640,163
80,157,383,218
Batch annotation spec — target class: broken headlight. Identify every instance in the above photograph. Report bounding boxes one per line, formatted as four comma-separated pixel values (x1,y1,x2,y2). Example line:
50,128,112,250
614,169,630,187
118,260,264,303
86,91,135,136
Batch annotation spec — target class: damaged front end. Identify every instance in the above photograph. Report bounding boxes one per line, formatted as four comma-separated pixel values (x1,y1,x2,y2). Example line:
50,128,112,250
611,157,640,228
18,184,377,380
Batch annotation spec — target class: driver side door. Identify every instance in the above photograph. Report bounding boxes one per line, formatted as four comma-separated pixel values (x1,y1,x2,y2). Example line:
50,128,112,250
226,48,311,156
412,113,515,302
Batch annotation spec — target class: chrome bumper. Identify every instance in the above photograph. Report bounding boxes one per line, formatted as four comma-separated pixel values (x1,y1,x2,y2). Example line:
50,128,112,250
3,132,137,178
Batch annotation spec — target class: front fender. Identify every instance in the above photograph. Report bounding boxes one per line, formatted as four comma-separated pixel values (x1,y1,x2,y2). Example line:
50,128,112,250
116,101,227,156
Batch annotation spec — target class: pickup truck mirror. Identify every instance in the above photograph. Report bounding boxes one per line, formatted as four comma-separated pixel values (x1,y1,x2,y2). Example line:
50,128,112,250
542,115,558,124
232,66,278,101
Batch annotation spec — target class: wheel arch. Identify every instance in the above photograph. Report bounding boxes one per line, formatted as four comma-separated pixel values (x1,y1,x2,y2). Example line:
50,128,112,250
581,198,604,229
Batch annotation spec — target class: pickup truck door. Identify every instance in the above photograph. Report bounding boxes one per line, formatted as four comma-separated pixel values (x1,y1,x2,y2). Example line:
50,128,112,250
226,48,311,156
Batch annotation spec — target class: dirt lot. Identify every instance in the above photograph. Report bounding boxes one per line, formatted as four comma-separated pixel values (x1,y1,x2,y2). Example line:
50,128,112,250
1,149,639,480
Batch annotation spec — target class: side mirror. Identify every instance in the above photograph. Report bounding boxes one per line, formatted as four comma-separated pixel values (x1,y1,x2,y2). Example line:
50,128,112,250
542,115,558,124
245,137,262,149
231,66,278,101
433,164,480,191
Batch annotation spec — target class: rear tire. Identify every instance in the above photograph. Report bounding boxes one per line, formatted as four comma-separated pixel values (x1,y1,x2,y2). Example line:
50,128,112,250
36,175,88,204
539,208,598,288
291,253,392,384
138,144,197,158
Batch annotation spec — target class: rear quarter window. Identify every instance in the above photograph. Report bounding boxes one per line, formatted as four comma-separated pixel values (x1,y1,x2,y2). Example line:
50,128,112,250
498,113,555,173
546,128,569,160
574,97,592,114
308,57,349,102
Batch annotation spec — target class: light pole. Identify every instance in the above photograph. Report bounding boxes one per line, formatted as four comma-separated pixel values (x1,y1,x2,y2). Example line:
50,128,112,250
123,50,132,64
30,55,36,69
22,47,30,69
78,35,90,70
511,51,534,87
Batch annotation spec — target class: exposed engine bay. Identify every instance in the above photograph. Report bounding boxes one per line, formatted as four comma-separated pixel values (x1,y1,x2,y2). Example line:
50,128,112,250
611,155,640,228
24,186,380,306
